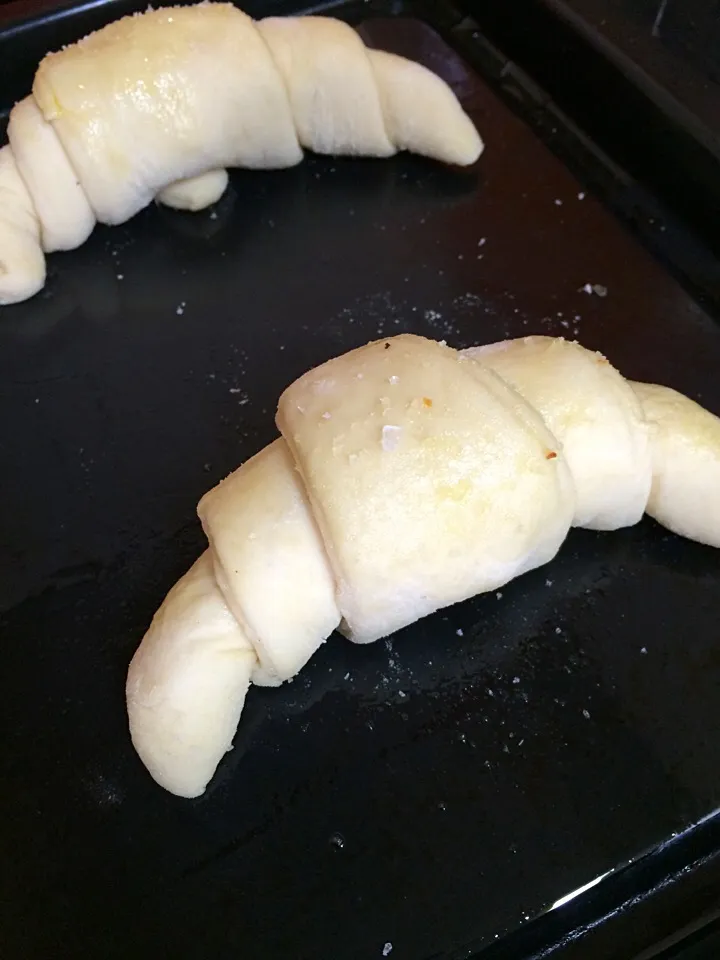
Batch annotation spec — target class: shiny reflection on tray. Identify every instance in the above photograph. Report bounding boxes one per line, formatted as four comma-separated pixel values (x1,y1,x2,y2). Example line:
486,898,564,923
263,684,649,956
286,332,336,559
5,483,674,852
549,869,613,911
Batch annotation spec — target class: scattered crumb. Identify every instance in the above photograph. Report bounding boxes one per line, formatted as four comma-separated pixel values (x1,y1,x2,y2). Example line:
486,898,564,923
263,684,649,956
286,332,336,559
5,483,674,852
496,592,503,599
513,677,521,684
116,273,124,280
554,199,563,206
640,647,648,654
546,579,553,587
578,192,586,200
383,944,393,957
580,283,608,297
456,628,464,637
582,709,591,719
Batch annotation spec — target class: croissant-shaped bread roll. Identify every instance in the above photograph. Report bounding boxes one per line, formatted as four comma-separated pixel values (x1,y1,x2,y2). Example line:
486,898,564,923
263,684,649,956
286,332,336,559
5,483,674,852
0,2,483,305
126,334,720,797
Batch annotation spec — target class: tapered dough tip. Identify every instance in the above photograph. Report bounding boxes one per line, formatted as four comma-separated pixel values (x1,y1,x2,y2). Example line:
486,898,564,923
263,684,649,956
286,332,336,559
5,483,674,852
368,49,484,166
157,168,230,212
126,552,258,798
0,241,46,306
632,380,720,548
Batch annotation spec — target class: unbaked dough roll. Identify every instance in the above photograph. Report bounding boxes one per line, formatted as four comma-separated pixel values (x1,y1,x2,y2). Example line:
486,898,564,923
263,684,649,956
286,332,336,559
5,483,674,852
126,332,720,798
2,3,483,303
632,381,720,547
277,335,576,643
465,337,652,531
126,551,257,798
32,4,302,225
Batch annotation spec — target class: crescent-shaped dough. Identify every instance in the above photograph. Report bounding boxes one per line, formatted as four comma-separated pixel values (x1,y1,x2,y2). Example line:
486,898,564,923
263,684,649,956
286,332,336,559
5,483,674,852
126,333,720,798
0,3,483,304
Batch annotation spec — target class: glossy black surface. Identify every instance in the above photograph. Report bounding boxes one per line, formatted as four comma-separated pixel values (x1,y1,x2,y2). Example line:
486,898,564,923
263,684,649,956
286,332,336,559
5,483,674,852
465,0,720,266
557,0,720,115
1,2,719,959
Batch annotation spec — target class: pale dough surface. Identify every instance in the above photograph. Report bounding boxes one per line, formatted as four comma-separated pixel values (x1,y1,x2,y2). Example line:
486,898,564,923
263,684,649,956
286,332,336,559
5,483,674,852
465,337,652,530
632,381,720,548
278,334,575,643
0,145,45,305
198,439,341,687
126,552,257,798
0,3,483,304
33,4,302,224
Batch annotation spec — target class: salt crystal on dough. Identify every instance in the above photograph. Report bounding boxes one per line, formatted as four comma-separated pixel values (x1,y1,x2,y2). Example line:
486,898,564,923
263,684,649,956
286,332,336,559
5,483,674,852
382,425,402,451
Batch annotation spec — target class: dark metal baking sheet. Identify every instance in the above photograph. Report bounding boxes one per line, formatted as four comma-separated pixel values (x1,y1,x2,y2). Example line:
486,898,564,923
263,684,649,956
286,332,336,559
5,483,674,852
1,2,719,958
463,0,720,270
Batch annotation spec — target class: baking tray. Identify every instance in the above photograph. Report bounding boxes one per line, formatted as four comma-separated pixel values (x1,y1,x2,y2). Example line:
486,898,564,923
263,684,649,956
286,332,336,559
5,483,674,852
464,0,720,274
1,1,720,958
